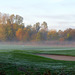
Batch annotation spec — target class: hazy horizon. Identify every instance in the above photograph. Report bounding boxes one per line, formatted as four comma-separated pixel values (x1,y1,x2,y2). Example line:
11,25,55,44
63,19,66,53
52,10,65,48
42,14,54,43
0,0,75,30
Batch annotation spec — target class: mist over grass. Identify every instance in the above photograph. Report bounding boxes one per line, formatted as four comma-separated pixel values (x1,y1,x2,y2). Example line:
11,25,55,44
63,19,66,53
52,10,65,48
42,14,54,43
0,42,75,74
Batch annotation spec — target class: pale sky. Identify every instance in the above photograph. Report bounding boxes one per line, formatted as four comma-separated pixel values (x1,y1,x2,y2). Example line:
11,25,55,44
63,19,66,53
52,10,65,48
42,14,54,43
0,0,75,30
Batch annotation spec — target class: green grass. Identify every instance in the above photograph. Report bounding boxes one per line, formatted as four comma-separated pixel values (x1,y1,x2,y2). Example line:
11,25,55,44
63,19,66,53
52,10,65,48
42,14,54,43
30,50,75,56
0,45,75,75
42,50,75,56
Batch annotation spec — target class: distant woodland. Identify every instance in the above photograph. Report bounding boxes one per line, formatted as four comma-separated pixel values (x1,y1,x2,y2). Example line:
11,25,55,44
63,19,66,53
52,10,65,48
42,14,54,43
0,12,75,41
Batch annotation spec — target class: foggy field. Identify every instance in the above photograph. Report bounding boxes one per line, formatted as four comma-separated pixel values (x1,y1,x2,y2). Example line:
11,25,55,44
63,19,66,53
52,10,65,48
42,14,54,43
0,44,75,56
0,45,75,75
1,0,75,74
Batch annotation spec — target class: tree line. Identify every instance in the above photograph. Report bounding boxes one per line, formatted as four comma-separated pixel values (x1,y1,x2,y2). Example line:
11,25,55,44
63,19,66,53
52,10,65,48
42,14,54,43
0,12,75,41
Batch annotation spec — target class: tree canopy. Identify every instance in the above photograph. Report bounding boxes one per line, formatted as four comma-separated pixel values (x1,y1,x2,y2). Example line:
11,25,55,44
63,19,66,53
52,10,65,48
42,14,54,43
0,12,75,41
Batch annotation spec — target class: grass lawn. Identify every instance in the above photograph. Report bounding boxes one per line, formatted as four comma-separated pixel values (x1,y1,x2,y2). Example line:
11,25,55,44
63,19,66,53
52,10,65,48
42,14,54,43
0,45,75,75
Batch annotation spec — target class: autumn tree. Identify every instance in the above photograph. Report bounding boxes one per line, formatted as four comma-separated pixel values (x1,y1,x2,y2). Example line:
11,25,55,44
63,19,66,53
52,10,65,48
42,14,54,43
41,21,48,31
47,29,59,40
16,28,23,41
0,24,6,41
33,22,40,32
23,28,30,41
62,28,72,41
36,32,42,41
16,28,30,41
15,15,23,25
69,29,75,40
0,12,75,42
10,14,15,24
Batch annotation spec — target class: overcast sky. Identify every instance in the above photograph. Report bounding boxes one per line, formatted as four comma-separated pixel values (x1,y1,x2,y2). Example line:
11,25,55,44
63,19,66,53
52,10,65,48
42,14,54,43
0,0,75,30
